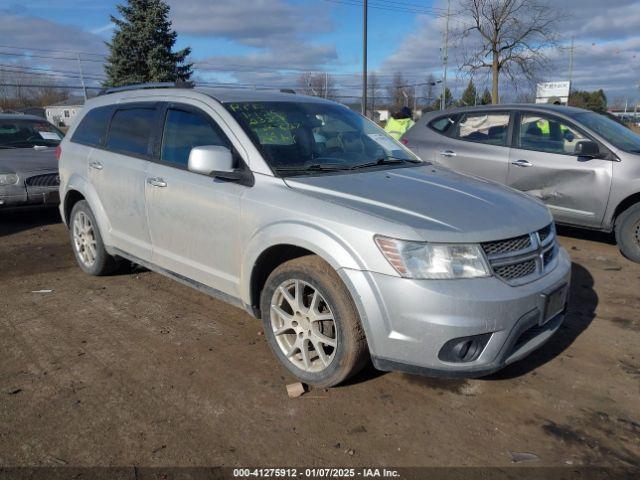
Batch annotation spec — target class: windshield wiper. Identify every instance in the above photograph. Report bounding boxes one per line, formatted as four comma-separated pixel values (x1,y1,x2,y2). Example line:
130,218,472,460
350,157,421,170
276,163,351,173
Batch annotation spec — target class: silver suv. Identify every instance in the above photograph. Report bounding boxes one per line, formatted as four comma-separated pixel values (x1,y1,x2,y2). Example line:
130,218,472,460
403,104,640,262
59,85,571,387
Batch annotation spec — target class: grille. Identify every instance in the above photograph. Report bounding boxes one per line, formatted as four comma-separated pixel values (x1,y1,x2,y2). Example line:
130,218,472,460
481,234,531,256
543,246,556,266
25,173,59,187
482,223,556,285
493,259,537,280
538,224,553,243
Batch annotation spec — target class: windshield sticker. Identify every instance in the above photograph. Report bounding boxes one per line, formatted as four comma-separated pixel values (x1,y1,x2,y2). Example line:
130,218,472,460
38,131,61,140
367,133,402,152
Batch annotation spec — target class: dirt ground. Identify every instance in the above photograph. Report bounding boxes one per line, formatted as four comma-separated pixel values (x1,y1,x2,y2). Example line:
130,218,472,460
1,208,639,469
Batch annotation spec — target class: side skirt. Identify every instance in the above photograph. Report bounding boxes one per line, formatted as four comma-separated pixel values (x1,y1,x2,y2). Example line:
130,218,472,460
111,247,253,316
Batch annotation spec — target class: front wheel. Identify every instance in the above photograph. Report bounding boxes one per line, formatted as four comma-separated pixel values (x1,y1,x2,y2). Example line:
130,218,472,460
260,255,369,387
615,203,640,263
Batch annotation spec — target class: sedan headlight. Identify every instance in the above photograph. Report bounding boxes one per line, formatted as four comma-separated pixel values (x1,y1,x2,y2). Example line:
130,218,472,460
0,174,19,186
375,236,491,279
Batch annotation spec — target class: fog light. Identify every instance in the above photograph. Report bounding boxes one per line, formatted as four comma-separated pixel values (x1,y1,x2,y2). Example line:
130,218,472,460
438,333,492,363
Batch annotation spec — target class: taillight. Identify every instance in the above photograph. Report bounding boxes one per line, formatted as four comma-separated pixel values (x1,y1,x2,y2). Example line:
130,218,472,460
401,138,409,145
55,145,61,161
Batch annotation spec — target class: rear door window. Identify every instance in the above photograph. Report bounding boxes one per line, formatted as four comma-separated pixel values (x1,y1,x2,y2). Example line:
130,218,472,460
454,112,510,146
106,106,157,156
71,106,113,147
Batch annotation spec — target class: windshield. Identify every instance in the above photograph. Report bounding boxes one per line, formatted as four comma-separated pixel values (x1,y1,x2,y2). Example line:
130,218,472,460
571,112,640,154
0,119,64,149
226,101,420,176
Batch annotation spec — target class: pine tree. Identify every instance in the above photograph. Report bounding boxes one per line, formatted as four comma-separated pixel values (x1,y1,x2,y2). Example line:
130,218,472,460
104,0,192,87
433,88,455,110
459,79,477,106
480,87,492,105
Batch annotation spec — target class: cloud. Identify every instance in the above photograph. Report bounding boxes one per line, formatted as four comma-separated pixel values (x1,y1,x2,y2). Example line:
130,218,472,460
379,0,640,99
168,0,338,83
168,0,332,46
0,10,107,87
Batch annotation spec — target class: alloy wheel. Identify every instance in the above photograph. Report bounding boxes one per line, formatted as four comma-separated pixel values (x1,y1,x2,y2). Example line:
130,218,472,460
270,279,338,372
73,211,97,267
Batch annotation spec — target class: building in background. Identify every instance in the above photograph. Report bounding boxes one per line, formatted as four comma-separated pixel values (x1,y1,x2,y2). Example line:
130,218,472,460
536,81,571,105
45,99,83,127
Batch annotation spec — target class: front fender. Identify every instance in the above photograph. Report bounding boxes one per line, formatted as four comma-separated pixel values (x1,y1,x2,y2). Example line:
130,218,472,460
63,173,113,250
239,220,368,305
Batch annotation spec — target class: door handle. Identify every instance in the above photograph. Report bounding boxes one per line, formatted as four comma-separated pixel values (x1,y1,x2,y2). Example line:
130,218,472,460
147,177,167,188
511,159,533,167
89,161,103,170
440,150,457,157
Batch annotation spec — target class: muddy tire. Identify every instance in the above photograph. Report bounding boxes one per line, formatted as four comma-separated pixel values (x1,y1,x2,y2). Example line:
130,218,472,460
69,200,120,275
615,203,640,263
260,255,369,387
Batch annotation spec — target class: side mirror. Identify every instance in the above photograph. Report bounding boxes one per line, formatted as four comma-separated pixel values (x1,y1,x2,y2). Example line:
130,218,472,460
575,140,603,158
188,145,234,176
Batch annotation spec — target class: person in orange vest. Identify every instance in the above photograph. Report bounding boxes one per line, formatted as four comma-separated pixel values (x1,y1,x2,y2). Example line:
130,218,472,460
384,107,415,140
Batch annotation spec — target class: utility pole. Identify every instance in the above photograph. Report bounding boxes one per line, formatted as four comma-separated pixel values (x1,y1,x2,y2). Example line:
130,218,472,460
362,0,368,116
441,0,451,111
568,36,575,87
324,72,328,98
76,53,87,101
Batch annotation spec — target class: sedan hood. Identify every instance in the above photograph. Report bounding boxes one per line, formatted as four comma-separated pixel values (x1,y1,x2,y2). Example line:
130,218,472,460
285,165,552,243
0,147,57,174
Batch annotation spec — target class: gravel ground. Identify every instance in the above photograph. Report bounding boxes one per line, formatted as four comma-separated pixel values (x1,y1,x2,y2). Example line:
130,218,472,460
1,208,638,469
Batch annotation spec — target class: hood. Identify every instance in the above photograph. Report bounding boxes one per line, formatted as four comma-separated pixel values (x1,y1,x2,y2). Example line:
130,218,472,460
0,147,57,174
285,165,552,243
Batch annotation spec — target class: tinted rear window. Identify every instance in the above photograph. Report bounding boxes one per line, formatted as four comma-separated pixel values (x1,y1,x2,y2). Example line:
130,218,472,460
71,106,112,146
106,107,156,156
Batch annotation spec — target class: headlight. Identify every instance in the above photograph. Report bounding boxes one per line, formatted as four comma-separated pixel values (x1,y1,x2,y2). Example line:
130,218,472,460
375,236,491,279
0,174,19,186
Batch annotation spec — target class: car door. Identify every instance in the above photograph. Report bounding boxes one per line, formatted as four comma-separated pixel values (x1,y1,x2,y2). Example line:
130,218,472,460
435,111,512,184
145,102,246,297
88,102,159,262
507,111,613,228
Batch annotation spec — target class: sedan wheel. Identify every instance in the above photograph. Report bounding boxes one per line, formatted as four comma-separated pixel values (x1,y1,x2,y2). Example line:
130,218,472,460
270,279,338,373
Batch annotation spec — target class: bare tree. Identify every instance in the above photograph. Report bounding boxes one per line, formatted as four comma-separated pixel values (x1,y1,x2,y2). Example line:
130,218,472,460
386,72,414,113
297,72,337,100
423,73,438,110
367,71,381,116
457,0,558,104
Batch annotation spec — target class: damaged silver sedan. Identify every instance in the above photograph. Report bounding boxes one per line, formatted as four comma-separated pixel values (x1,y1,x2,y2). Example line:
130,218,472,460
403,104,640,262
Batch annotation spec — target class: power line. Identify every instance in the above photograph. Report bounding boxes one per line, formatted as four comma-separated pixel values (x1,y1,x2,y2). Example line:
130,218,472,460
0,44,106,58
0,51,105,63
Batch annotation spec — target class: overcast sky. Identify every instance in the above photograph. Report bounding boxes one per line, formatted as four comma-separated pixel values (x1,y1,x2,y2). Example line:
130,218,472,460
0,0,638,105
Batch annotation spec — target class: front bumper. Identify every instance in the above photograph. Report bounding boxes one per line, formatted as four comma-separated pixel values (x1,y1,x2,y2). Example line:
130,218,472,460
339,247,572,377
0,185,59,208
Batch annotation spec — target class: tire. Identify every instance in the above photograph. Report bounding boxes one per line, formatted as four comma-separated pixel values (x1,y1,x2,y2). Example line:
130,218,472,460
69,200,120,275
615,203,640,263
260,255,369,387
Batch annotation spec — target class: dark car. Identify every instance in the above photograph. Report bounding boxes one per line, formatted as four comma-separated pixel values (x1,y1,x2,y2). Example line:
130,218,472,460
0,114,63,209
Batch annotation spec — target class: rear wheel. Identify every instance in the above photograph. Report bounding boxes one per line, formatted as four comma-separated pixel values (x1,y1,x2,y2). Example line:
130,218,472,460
615,203,640,263
69,200,120,275
260,255,368,387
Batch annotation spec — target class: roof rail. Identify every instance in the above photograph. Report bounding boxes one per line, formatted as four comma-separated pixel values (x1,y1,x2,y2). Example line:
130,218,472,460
98,80,194,96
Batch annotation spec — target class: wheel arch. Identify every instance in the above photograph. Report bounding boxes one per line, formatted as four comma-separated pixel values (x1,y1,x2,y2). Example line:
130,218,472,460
62,174,113,247
241,222,366,317
612,192,640,228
